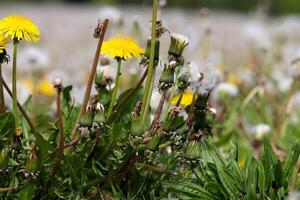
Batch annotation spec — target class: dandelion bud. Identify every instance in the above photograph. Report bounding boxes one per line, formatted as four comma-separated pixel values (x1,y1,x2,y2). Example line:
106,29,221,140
25,146,38,172
52,78,62,88
79,112,94,128
147,135,161,151
177,73,190,91
131,101,143,136
15,127,23,137
158,63,175,92
168,33,189,58
185,140,202,160
0,149,9,168
144,37,160,60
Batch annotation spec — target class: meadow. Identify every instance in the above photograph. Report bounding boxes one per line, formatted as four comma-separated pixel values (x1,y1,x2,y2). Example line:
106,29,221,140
0,1,300,199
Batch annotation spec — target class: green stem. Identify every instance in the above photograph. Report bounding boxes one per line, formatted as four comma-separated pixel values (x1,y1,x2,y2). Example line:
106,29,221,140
140,0,158,129
12,41,20,128
0,64,5,113
107,59,122,117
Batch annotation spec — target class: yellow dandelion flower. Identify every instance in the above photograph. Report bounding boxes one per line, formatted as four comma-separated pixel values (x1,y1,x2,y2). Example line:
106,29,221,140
171,91,194,107
0,35,9,53
37,80,55,96
227,74,242,86
0,15,40,42
101,36,143,60
15,127,23,137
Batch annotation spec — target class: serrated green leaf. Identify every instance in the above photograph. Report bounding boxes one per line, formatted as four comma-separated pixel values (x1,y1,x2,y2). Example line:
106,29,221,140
257,161,265,200
283,143,300,184
163,181,217,200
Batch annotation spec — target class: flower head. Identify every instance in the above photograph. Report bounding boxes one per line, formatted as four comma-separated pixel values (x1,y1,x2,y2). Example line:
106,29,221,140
168,33,189,57
189,62,218,95
0,35,9,63
0,15,40,42
0,35,9,53
101,36,143,60
171,91,194,107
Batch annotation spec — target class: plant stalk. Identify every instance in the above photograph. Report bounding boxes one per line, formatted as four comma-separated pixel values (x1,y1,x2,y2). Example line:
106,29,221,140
140,0,158,129
148,90,167,134
114,67,148,112
2,78,36,134
71,19,108,140
51,84,64,175
107,59,122,118
12,41,20,129
0,64,5,113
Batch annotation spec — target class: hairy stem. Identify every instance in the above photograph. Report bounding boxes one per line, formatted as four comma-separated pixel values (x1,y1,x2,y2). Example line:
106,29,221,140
107,59,122,118
0,64,5,113
71,19,109,140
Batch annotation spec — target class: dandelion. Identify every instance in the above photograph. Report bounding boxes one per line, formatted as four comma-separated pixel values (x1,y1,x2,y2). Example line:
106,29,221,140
101,36,143,117
19,47,48,71
37,80,55,96
101,36,143,60
171,91,194,107
168,33,189,58
189,62,218,95
0,15,40,42
0,14,40,132
0,35,9,113
214,82,239,98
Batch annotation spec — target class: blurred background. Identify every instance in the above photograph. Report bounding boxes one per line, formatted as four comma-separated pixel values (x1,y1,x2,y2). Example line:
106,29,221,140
1,0,300,114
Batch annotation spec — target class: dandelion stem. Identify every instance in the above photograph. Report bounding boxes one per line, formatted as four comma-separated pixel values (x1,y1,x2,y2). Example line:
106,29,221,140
0,64,5,113
140,0,158,129
107,59,122,118
114,67,148,112
2,78,36,135
12,41,20,129
0,187,12,192
175,92,183,107
70,19,108,140
51,84,64,175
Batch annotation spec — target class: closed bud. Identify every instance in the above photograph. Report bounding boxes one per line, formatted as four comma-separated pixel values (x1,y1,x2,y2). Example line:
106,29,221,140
177,73,190,91
144,37,160,61
185,140,201,160
147,135,161,151
158,64,175,92
130,101,143,136
168,33,189,58
79,112,94,128
0,149,9,169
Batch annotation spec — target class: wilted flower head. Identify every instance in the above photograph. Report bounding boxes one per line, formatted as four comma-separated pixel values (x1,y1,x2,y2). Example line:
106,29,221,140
101,36,144,60
0,15,40,42
248,123,271,139
214,82,239,97
189,62,218,95
19,47,48,70
168,33,189,57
